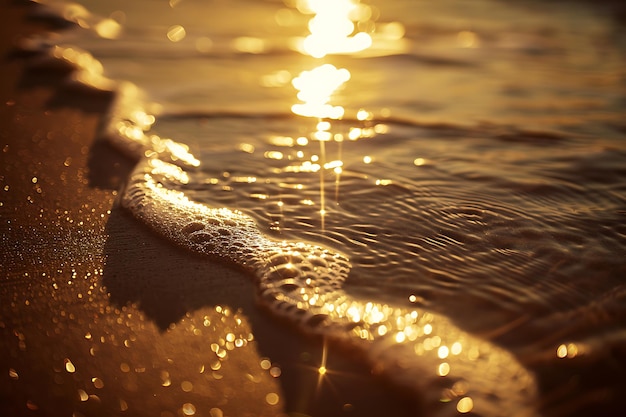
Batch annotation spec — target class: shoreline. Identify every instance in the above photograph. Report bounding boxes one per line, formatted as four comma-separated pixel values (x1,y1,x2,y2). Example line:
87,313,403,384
0,4,417,417
3,1,626,416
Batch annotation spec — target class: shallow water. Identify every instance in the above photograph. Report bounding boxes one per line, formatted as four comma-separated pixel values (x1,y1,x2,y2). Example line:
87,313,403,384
19,0,626,415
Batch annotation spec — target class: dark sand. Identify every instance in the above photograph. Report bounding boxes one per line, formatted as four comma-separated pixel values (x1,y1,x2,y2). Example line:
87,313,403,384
0,4,416,417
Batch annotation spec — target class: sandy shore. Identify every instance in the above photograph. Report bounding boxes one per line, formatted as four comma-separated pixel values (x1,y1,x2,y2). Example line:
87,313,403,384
0,4,416,417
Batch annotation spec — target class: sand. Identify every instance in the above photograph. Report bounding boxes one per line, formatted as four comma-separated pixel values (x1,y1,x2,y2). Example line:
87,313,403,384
0,3,415,417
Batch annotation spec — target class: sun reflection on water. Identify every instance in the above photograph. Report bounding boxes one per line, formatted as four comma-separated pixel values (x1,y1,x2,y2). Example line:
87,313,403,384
291,64,351,119
294,0,373,58
286,0,383,230
90,1,537,413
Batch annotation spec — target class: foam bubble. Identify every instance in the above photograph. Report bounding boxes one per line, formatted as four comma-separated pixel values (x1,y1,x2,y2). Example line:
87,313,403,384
121,157,537,415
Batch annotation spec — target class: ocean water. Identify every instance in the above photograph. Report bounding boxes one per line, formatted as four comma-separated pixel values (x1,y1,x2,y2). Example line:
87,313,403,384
22,0,626,415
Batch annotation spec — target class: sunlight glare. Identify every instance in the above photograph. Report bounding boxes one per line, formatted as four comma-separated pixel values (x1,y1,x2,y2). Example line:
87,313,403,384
298,0,372,58
291,64,350,119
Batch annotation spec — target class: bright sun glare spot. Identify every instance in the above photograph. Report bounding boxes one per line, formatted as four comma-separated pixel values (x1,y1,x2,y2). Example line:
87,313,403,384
94,18,121,39
264,151,284,160
348,127,362,140
317,121,331,131
324,160,343,169
314,130,332,141
298,0,372,58
438,345,449,359
356,108,372,121
291,64,350,119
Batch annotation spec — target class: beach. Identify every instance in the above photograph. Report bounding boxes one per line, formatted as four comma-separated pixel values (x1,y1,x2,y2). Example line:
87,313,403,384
2,1,626,416
0,3,421,417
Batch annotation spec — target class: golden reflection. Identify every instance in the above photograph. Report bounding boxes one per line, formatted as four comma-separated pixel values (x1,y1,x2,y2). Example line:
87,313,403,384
295,0,373,58
266,392,280,405
439,362,451,377
556,342,580,359
268,135,295,147
264,150,284,160
318,338,328,385
291,64,350,119
456,396,474,413
238,143,255,153
167,25,186,42
94,18,122,39
438,345,450,359
356,108,372,121
182,403,196,416
64,358,76,373
309,338,361,399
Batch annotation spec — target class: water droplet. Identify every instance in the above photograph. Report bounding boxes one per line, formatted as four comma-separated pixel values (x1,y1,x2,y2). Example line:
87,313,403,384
457,397,474,413
438,346,449,359
64,358,76,373
438,362,450,377
167,25,186,43
260,359,271,370
78,389,89,401
92,377,104,389
209,408,223,417
182,403,196,416
265,392,279,405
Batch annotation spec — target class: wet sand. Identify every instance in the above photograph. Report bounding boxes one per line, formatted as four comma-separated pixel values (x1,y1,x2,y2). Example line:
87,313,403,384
0,4,417,417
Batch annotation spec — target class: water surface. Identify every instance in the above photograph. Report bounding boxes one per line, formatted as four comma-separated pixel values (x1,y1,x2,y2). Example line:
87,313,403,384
24,0,626,415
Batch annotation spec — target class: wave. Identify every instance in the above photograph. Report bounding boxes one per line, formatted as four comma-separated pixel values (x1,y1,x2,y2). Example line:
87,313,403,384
15,1,542,415
15,0,626,416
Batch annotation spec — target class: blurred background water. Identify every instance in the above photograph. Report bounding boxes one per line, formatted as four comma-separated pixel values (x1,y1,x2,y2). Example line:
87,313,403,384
41,0,626,415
